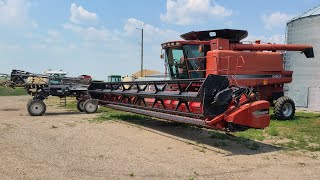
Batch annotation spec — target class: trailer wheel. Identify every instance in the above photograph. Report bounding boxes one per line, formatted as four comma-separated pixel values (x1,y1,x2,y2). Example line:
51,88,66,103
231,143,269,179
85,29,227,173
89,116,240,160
274,96,295,120
77,100,85,112
83,99,98,114
27,99,46,116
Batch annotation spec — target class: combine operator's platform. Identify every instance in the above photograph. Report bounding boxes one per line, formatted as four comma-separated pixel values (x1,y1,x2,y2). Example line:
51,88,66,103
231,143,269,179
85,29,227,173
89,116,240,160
84,75,270,131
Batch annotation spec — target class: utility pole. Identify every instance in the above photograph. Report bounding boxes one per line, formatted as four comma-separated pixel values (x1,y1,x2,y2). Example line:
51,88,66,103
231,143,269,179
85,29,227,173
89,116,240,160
137,28,144,77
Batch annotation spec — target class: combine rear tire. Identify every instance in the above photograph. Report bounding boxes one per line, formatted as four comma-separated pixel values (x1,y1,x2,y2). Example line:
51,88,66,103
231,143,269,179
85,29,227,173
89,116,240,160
83,99,98,114
77,100,85,112
27,99,46,116
274,96,295,120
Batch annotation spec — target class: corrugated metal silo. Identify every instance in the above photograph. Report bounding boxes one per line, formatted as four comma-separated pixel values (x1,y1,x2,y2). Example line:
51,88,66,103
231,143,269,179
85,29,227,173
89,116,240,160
285,5,320,111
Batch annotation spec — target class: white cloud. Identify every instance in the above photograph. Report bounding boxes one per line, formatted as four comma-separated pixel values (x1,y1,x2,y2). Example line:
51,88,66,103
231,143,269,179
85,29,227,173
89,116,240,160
63,23,110,41
262,12,293,30
244,34,285,44
123,18,181,73
160,0,232,25
70,3,98,25
64,16,180,54
47,30,61,40
64,4,117,43
0,0,36,27
124,18,180,42
44,30,62,43
24,29,63,45
223,20,233,28
124,18,144,35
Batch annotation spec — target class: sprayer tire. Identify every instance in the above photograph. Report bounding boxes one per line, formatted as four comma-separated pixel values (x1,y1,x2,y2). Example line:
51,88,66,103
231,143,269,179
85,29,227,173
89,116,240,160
83,99,98,114
27,99,46,116
77,100,85,112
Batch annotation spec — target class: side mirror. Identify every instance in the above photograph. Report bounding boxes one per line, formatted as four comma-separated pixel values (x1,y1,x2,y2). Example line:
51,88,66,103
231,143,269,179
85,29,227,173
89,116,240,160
160,54,164,59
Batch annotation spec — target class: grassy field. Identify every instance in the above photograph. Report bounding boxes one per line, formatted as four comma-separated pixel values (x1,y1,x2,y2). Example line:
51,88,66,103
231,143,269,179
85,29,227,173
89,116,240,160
235,110,320,151
64,99,320,152
0,87,28,96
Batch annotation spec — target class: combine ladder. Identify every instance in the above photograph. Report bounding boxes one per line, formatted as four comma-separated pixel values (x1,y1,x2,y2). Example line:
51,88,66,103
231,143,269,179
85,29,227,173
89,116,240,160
59,97,67,107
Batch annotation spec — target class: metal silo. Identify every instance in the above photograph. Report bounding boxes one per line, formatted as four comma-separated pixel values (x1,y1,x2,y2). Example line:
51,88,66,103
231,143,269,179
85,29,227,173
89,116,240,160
285,5,320,111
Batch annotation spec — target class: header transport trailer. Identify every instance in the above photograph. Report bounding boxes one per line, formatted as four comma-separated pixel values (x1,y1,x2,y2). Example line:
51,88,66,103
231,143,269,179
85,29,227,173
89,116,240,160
1,69,92,116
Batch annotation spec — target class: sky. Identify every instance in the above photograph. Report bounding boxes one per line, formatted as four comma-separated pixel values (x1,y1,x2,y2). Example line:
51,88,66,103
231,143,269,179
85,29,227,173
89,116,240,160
0,0,319,80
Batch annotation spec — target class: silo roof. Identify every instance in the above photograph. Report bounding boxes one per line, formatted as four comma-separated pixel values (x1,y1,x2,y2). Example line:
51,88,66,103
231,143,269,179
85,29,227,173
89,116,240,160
290,4,320,22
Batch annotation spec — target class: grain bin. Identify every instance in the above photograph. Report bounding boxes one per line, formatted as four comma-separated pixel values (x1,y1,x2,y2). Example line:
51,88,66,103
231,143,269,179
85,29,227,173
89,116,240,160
285,5,320,111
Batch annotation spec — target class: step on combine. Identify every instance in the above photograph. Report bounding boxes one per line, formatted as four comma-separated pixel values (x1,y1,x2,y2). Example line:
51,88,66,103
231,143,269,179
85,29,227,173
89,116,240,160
2,69,92,116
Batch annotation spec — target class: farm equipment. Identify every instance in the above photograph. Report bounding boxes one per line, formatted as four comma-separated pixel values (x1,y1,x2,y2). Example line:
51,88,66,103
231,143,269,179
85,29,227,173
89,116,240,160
0,73,10,86
0,73,9,77
84,75,270,131
159,29,314,120
107,75,122,82
82,29,314,131
2,69,92,116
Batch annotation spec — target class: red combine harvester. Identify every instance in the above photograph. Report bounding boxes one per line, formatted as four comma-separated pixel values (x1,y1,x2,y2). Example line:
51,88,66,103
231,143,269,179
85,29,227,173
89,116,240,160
160,29,314,120
83,29,313,131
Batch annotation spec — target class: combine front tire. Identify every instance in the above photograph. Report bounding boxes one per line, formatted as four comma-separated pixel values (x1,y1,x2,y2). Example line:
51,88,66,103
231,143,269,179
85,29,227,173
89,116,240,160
77,100,85,112
83,99,98,114
27,99,46,116
274,96,295,120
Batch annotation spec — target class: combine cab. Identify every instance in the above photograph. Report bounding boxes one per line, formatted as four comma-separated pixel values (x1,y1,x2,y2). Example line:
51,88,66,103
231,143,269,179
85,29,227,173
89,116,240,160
160,29,314,120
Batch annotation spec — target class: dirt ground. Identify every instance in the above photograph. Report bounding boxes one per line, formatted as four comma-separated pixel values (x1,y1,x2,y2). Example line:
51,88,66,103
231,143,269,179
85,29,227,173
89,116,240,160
0,96,319,180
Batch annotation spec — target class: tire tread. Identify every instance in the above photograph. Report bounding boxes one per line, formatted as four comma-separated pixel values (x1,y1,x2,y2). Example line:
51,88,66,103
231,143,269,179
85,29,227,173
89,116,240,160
274,96,295,120
27,99,46,116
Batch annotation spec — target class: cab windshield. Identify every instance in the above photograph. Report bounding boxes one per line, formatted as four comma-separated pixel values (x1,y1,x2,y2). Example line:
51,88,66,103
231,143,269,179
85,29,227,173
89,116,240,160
164,44,209,79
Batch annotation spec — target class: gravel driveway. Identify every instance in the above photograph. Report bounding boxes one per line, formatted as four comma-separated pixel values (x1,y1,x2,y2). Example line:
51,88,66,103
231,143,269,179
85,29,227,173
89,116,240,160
0,96,319,180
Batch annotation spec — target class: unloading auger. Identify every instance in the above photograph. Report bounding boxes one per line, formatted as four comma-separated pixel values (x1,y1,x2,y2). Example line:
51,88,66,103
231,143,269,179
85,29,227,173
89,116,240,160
84,75,270,131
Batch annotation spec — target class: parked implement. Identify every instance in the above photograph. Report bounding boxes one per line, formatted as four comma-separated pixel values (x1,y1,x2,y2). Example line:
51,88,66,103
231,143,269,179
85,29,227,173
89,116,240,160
83,29,314,131
2,69,91,116
0,73,10,86
107,75,122,82
85,75,270,131
160,29,314,120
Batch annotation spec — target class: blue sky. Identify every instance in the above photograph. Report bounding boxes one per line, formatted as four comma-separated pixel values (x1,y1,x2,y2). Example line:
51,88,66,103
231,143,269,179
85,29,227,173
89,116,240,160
0,0,319,79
